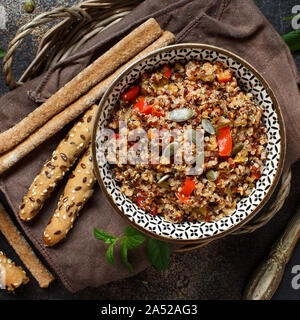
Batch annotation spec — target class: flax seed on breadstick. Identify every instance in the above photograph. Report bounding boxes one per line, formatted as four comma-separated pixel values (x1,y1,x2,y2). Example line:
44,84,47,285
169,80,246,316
0,251,29,292
0,31,175,176
0,101,97,176
19,105,96,222
0,18,163,155
43,145,96,247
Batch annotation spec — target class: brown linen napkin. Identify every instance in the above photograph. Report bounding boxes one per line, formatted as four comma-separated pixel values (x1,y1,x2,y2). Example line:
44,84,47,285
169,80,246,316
0,0,300,292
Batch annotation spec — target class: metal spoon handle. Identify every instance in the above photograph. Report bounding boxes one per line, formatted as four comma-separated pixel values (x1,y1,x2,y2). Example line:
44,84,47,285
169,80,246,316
243,206,300,300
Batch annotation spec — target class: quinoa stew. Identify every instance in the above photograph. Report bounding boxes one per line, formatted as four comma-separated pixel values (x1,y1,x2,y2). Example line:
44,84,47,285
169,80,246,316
93,45,285,241
104,60,267,223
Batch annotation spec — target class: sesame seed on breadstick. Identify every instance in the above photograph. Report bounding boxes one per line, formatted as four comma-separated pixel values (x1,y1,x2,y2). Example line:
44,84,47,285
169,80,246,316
0,251,29,292
43,144,96,247
19,105,96,222
0,18,163,155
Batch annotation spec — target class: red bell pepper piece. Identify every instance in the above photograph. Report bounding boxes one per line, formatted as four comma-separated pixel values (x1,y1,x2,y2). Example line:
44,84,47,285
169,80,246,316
163,64,172,79
179,178,196,197
140,104,154,115
136,190,147,210
151,206,157,216
137,197,145,209
122,85,140,102
175,178,196,204
217,126,232,156
132,97,153,115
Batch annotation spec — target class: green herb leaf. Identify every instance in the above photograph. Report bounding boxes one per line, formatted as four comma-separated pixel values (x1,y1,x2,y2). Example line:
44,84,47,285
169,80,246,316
146,238,170,270
282,29,300,52
283,14,300,21
120,240,134,273
94,227,117,244
106,243,115,265
94,226,171,273
124,226,146,249
124,225,144,237
0,48,5,59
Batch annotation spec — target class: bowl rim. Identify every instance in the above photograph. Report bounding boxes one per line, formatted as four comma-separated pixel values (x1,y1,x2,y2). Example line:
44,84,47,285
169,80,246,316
91,43,286,244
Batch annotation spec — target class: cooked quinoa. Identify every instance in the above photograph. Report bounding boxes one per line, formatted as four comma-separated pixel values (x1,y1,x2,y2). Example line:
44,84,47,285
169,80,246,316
106,60,267,223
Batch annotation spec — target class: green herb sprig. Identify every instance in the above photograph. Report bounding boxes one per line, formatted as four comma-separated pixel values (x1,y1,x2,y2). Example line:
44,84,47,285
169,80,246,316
282,15,300,52
94,225,170,273
0,48,5,59
282,29,300,52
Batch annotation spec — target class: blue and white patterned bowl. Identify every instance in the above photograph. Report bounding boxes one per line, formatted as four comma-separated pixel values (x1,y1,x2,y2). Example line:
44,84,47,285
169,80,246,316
92,44,286,244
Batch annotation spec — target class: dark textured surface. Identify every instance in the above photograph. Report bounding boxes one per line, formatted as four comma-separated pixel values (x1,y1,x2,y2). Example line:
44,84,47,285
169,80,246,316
0,0,300,300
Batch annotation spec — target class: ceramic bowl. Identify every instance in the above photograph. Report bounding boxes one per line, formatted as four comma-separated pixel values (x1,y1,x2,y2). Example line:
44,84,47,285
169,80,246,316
92,44,286,244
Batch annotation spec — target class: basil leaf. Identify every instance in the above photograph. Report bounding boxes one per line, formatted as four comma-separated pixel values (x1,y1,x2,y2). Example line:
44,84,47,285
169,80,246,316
146,238,170,270
124,225,145,238
282,29,300,52
124,226,146,249
124,235,146,250
94,227,117,244
0,48,5,59
106,243,115,265
120,240,134,273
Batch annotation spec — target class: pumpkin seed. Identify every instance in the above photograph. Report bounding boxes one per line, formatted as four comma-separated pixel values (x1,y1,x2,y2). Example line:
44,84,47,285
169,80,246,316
201,119,215,134
168,108,194,122
217,116,231,128
231,143,244,156
192,207,207,220
206,170,218,181
157,174,170,185
199,207,207,217
158,181,170,189
25,0,35,13
162,142,180,158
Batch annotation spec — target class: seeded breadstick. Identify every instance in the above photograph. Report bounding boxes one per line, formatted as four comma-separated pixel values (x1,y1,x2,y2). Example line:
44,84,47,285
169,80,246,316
0,204,54,288
93,31,175,101
19,105,96,222
0,18,163,155
43,145,96,247
0,31,175,176
0,251,29,292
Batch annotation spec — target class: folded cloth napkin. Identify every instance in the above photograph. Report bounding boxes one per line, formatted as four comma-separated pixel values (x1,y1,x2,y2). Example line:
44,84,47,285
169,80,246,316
0,0,299,292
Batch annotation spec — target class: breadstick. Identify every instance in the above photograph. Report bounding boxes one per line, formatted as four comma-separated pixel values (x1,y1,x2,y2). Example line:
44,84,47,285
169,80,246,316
0,31,175,176
0,251,29,292
0,204,54,288
43,145,95,247
97,31,175,97
0,18,163,155
19,105,96,222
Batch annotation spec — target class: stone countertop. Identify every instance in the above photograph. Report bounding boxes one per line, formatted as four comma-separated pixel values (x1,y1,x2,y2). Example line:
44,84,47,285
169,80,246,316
0,0,300,300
